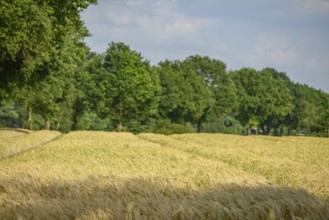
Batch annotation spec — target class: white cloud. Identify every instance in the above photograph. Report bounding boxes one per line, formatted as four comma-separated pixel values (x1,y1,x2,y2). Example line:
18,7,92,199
245,33,300,68
81,0,222,63
81,0,329,92
294,52,329,92
294,0,329,13
241,32,329,92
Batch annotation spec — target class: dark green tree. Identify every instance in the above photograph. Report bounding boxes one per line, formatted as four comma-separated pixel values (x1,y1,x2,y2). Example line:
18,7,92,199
0,0,96,99
290,84,329,136
232,68,293,135
157,59,214,132
183,55,237,116
0,100,26,128
19,27,90,130
103,42,161,132
260,68,294,135
73,52,111,131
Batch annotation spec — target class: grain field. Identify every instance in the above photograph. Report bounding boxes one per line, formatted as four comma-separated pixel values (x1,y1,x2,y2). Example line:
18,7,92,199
0,130,328,219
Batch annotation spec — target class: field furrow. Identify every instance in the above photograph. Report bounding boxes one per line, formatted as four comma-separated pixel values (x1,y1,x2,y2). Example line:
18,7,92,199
0,131,328,219
139,134,329,199
0,129,62,160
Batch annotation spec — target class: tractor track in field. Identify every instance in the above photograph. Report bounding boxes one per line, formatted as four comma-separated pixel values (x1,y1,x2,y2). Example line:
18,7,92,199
0,132,65,160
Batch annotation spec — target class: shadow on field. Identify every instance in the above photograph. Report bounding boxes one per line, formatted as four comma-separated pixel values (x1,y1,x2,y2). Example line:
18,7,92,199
1,175,328,219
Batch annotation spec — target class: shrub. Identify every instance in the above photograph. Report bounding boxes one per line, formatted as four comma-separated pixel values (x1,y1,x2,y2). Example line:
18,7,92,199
151,119,195,135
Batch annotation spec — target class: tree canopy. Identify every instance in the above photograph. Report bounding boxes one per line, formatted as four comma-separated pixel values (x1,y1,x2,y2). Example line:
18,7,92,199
1,1,328,136
102,42,160,132
0,0,96,98
232,68,293,134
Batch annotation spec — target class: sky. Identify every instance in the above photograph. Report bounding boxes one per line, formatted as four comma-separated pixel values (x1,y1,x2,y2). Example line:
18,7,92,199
81,0,329,92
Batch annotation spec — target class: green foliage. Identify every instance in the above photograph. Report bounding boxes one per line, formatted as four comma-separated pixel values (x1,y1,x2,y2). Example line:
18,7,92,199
71,52,109,132
0,0,96,99
313,109,329,137
75,111,112,131
0,0,53,71
184,55,237,115
1,0,328,139
28,114,45,130
290,84,329,136
103,42,161,132
157,58,215,132
151,119,195,135
232,68,293,134
202,115,244,134
0,101,23,127
0,100,47,130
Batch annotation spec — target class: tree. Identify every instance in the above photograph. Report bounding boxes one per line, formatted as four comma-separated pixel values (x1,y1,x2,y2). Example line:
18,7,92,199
103,42,161,132
232,68,293,135
18,26,90,130
258,68,294,135
157,59,214,132
183,55,237,116
232,68,262,128
291,84,329,136
0,100,26,128
0,0,96,99
73,52,112,131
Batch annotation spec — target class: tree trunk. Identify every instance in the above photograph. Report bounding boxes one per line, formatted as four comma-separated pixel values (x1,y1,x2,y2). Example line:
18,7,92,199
56,111,64,130
280,127,284,136
45,119,50,130
196,121,202,133
56,121,60,131
263,125,272,135
28,106,33,130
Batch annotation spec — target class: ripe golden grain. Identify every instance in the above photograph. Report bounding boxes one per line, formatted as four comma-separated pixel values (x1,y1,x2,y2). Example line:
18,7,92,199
0,130,61,159
0,131,328,219
167,133,329,199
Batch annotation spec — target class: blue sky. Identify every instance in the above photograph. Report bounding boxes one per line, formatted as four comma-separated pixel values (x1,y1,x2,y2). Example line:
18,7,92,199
81,0,329,92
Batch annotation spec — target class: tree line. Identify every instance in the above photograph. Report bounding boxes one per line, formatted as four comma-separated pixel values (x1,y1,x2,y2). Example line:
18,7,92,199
1,1,329,137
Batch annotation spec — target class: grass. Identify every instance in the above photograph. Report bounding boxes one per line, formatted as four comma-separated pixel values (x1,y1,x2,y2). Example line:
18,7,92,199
0,130,328,219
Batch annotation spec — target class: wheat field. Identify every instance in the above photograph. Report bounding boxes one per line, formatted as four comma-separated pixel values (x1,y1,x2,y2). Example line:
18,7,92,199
0,129,61,159
0,130,328,219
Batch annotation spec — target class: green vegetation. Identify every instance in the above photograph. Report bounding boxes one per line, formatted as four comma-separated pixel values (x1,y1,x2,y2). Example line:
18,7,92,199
1,0,329,136
0,130,328,219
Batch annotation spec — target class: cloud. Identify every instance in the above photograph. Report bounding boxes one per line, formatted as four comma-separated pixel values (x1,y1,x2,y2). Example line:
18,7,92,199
245,33,300,68
81,0,329,92
294,0,329,13
241,32,329,92
81,0,223,63
303,51,329,84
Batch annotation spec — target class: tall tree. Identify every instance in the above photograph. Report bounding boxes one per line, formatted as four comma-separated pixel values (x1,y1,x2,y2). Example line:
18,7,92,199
0,0,96,99
183,55,237,116
73,52,111,131
260,68,294,135
157,59,214,132
291,84,329,136
232,68,293,134
19,25,90,130
103,42,161,132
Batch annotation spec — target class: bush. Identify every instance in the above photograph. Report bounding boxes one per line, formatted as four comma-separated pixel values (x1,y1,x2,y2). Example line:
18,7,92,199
203,115,244,134
151,119,195,135
75,111,112,131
